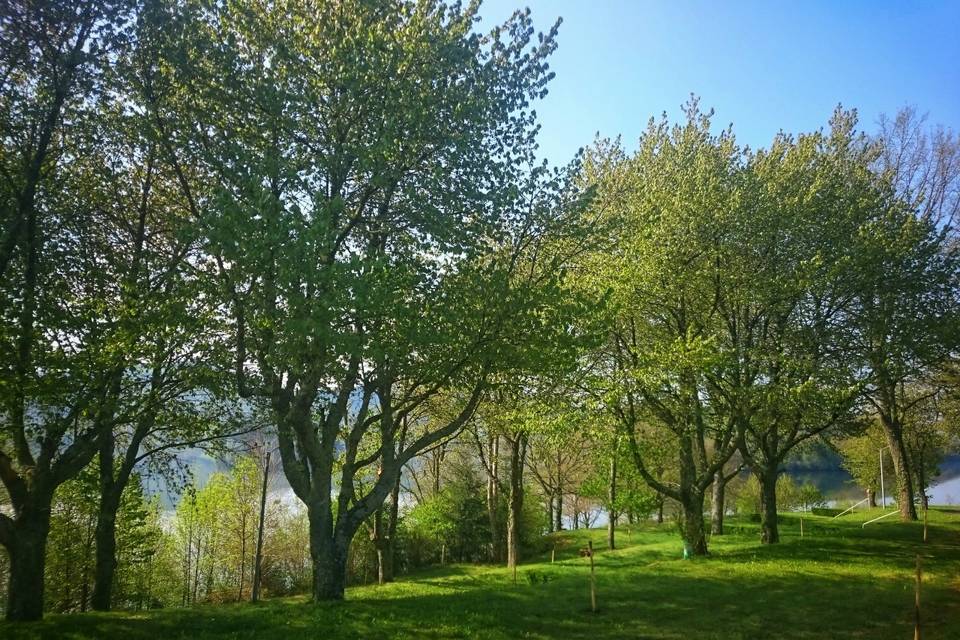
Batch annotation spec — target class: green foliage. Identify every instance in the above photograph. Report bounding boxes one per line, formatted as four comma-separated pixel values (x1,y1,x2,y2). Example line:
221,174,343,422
44,463,165,613
170,454,274,604
837,421,891,495
404,466,492,566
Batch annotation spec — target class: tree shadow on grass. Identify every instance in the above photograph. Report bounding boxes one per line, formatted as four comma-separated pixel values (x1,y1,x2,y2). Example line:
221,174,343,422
5,557,957,640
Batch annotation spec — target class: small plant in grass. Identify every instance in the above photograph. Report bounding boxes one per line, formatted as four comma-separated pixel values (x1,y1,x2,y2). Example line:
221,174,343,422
524,570,551,585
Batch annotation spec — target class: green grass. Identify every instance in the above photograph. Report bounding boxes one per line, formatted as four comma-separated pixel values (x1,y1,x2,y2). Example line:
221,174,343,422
4,508,960,639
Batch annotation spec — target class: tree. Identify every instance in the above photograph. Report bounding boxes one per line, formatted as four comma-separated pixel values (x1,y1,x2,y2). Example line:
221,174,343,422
0,0,144,620
837,421,892,507
582,103,742,556
44,463,163,614
849,199,959,520
875,107,960,235
159,0,587,600
723,110,875,544
525,427,593,534
709,454,743,536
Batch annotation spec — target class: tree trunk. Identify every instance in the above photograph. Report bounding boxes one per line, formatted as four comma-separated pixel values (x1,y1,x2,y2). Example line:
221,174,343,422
656,497,664,524
710,470,726,536
553,487,562,531
679,490,707,556
607,450,617,550
372,508,387,585
867,488,877,508
91,489,122,611
309,507,349,601
758,469,780,544
485,434,501,562
546,496,555,534
381,473,401,583
5,500,53,621
880,417,918,521
506,433,527,569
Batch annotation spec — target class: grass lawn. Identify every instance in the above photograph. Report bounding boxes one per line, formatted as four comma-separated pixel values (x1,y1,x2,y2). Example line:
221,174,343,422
4,508,959,639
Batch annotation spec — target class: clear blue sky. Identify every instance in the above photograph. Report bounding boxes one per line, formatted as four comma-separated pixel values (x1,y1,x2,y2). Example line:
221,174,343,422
479,0,960,165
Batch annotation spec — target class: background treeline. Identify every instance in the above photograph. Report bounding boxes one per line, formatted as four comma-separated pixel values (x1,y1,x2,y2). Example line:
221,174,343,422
2,0,959,623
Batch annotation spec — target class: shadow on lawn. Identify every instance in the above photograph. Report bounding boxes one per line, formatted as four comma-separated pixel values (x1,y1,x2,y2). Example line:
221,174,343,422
5,515,959,640
4,560,952,640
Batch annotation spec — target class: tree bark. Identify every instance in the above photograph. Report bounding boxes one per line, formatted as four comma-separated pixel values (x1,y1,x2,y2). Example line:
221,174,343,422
309,507,349,600
553,486,563,531
867,488,877,508
916,462,929,513
485,434,501,562
607,449,617,550
879,416,918,520
679,490,707,556
506,433,527,569
91,488,122,611
381,473,402,583
5,497,53,621
710,470,726,536
372,508,387,585
757,469,780,544
546,496,555,534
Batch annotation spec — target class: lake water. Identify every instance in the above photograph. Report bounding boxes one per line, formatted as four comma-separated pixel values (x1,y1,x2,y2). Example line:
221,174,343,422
784,453,960,506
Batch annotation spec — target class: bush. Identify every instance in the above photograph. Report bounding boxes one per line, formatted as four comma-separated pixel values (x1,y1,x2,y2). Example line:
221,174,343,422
401,466,492,568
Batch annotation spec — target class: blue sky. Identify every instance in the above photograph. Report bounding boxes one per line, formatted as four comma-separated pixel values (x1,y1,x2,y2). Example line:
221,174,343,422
478,0,960,165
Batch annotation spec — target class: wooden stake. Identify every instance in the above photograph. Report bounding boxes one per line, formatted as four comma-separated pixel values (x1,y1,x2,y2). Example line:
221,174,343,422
914,554,922,640
588,540,596,613
551,542,556,564
800,516,804,539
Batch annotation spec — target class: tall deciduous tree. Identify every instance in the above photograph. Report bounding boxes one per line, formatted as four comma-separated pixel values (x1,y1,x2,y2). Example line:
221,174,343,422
161,0,587,600
0,0,142,620
849,200,959,520
721,111,874,544
583,103,742,556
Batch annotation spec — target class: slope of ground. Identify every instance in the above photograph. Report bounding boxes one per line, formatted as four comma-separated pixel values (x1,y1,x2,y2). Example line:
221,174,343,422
3,508,958,639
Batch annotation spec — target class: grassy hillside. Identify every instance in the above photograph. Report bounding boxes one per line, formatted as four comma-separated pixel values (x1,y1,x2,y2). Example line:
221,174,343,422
4,509,959,639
